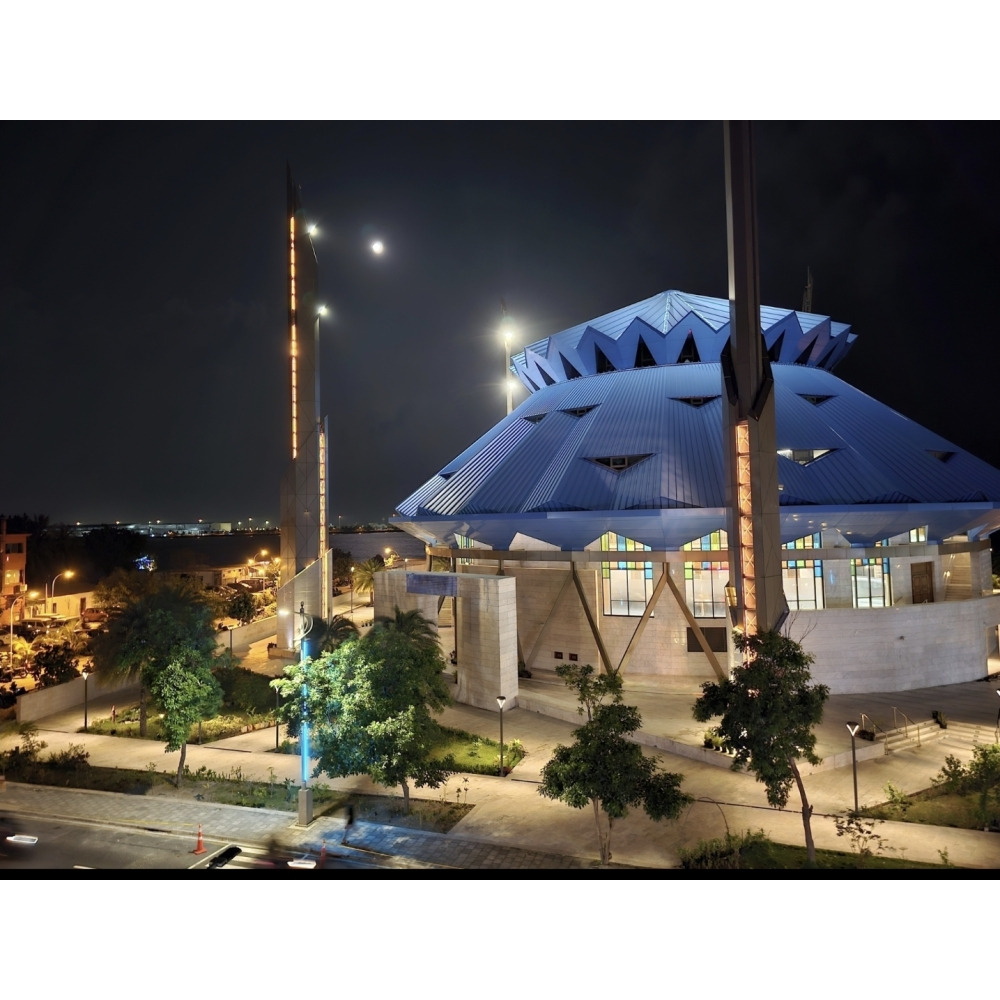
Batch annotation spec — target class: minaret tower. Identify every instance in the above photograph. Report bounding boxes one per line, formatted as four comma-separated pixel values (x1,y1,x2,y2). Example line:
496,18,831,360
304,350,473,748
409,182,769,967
278,166,330,649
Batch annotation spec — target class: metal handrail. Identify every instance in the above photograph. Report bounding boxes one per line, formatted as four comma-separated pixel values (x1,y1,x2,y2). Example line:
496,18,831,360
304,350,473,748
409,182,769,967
859,713,890,755
892,707,921,747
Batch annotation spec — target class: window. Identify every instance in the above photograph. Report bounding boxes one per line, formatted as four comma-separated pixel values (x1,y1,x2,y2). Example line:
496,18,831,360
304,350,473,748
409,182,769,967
878,527,927,545
851,557,892,608
682,531,728,618
601,532,653,616
782,534,824,610
455,533,477,567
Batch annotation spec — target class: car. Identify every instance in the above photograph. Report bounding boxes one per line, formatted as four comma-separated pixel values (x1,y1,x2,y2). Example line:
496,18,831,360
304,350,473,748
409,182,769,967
12,620,50,641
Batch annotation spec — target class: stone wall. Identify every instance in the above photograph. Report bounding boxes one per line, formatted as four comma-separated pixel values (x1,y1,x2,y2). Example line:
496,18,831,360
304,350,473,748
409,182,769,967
786,593,1000,693
16,675,138,724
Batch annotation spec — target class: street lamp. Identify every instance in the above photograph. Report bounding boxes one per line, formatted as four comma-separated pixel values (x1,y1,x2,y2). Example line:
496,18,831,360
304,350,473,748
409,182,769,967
250,549,270,592
350,566,355,616
48,569,74,612
497,694,507,777
82,666,91,732
500,312,516,416
275,684,281,751
846,722,860,815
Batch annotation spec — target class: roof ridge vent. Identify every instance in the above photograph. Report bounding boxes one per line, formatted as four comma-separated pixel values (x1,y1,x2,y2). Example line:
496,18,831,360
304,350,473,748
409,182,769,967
671,395,720,408
590,453,653,472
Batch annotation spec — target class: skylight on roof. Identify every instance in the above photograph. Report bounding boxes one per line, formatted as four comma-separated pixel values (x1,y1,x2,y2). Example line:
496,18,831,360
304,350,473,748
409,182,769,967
671,395,719,408
590,454,653,472
777,448,834,466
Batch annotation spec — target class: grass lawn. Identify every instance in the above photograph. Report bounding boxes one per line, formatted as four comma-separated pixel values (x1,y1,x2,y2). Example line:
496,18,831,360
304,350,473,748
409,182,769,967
428,724,525,775
862,786,995,830
680,829,947,870
87,704,274,743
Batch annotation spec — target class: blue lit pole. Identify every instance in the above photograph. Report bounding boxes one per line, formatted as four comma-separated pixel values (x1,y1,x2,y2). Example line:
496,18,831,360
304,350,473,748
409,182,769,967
297,601,314,826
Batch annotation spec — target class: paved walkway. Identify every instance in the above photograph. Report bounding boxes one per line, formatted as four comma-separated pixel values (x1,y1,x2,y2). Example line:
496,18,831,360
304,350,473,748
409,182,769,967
3,672,1000,869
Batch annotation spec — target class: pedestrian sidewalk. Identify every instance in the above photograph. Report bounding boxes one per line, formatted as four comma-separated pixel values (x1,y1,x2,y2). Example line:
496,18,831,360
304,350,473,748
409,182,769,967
2,675,1000,869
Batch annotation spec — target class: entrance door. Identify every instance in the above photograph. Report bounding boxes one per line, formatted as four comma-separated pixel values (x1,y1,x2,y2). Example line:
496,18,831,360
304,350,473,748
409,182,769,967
911,562,934,604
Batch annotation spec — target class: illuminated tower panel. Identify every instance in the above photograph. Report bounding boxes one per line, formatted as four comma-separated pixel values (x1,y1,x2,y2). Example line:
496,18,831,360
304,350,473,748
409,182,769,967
279,167,330,649
722,122,787,639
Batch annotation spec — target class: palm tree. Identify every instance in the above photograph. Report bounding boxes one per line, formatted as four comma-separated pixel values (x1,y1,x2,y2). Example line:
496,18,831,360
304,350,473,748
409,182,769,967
312,614,359,654
352,558,384,607
373,606,440,656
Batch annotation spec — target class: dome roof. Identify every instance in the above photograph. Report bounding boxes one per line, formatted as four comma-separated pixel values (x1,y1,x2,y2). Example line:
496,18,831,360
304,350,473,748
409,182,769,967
511,289,856,393
394,361,1000,551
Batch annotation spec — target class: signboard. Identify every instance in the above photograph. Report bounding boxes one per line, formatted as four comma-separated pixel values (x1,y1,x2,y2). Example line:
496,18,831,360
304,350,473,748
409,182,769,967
406,573,458,597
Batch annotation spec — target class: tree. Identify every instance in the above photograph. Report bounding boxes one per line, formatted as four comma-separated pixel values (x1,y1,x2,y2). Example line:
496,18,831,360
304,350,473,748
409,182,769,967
92,567,160,613
538,663,692,866
149,652,222,786
311,614,359,654
32,642,80,688
274,616,452,812
692,629,830,864
352,557,384,606
91,578,220,736
374,605,439,655
228,590,257,626
934,744,1000,829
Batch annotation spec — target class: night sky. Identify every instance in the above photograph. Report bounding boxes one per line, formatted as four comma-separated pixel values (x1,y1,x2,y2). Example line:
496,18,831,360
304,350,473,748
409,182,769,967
3,121,999,528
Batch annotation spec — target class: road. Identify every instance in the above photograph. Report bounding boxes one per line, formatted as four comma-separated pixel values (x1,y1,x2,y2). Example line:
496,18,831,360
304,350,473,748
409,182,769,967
0,812,392,871
0,813,204,870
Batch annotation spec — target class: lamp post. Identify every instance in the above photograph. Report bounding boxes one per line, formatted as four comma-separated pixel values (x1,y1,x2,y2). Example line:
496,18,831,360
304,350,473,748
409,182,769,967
82,666,91,732
350,566,355,616
48,570,74,613
497,694,506,777
846,722,860,815
500,311,516,416
250,549,270,593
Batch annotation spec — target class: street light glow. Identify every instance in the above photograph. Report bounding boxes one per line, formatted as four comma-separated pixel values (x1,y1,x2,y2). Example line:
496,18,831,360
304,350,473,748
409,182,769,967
370,239,384,255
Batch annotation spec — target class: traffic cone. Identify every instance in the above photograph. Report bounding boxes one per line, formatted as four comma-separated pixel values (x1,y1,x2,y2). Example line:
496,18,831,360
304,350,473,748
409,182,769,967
192,824,206,855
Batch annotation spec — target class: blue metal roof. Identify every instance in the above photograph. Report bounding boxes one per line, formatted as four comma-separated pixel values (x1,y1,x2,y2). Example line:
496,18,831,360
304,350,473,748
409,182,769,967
510,290,856,393
393,361,1000,551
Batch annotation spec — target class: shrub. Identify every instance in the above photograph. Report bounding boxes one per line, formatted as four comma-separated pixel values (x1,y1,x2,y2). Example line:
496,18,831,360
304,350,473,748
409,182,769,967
679,829,773,870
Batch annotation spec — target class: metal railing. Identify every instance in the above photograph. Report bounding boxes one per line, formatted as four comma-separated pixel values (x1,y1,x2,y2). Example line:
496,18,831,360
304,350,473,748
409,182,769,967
892,707,921,747
859,713,890,754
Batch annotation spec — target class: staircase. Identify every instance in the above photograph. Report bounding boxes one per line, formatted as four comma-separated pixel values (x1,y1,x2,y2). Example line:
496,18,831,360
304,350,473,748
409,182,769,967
879,719,944,754
437,598,454,629
936,719,998,752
